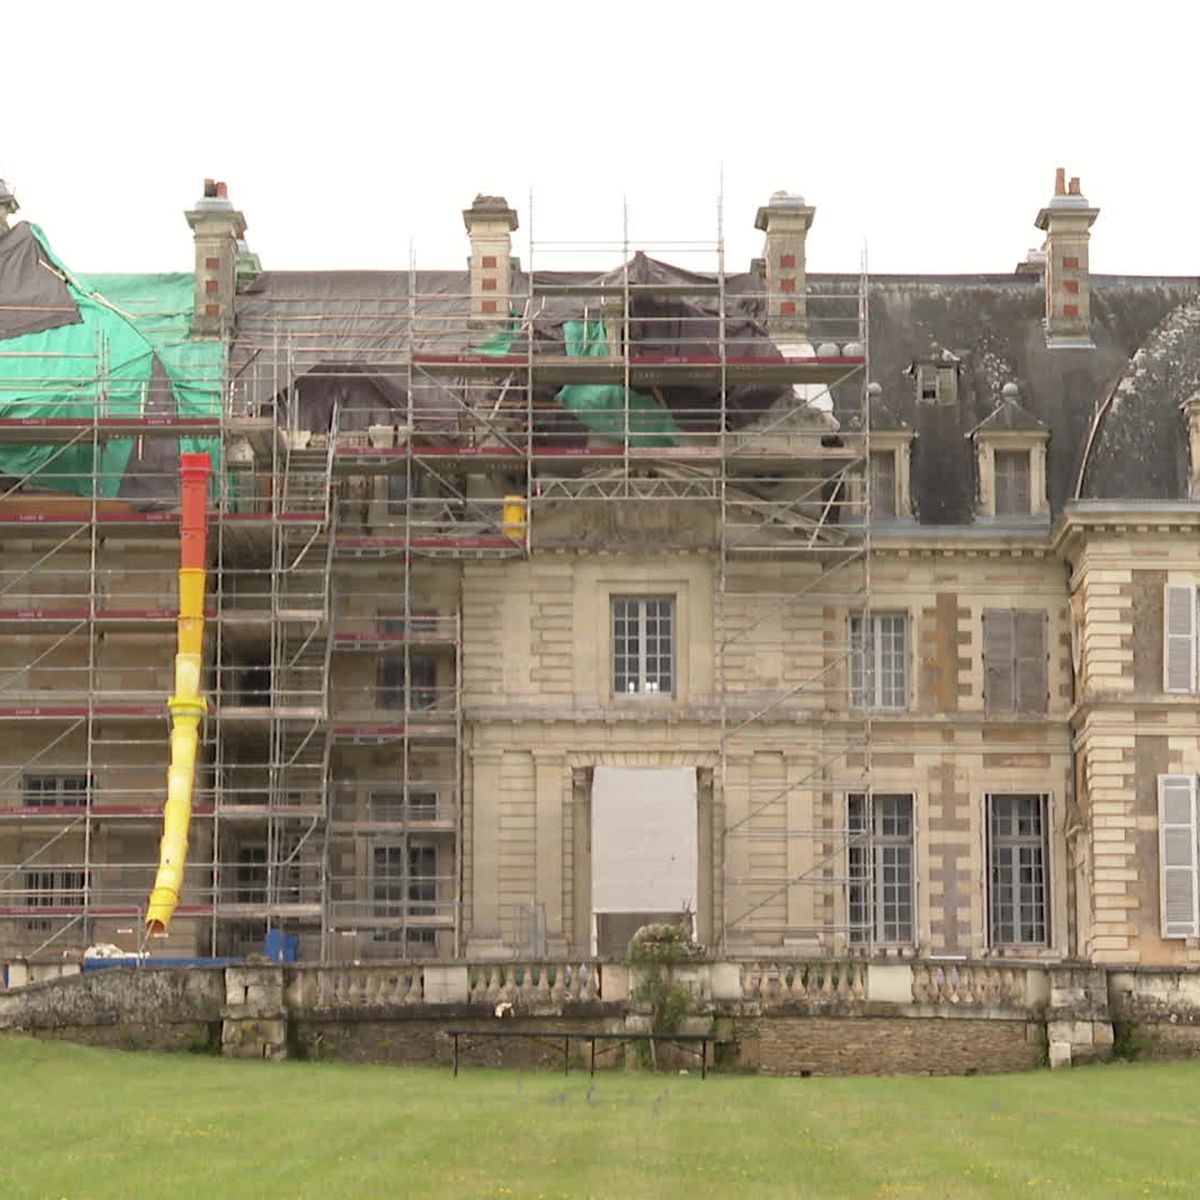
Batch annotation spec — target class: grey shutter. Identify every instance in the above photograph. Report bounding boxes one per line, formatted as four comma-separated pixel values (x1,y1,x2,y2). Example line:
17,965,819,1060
1163,583,1196,694
1159,774,1199,939
983,610,1014,714
1014,611,1048,714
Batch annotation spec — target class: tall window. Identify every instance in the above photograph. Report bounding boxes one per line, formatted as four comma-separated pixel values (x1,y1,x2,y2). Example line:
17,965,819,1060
612,597,674,696
23,869,86,931
988,794,1049,946
869,451,897,519
372,842,437,947
378,654,437,710
370,790,439,822
22,774,89,808
235,845,267,904
994,450,1031,516
849,612,908,710
848,794,914,945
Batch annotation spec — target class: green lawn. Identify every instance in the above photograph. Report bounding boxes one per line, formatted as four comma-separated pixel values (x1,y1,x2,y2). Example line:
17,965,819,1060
3,1035,1199,1199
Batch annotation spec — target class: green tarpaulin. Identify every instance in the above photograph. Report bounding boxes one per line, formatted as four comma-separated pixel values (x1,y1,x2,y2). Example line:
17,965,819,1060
0,227,223,499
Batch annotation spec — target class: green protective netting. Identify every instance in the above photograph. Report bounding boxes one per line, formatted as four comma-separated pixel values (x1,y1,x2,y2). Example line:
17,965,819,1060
558,319,679,447
0,227,224,499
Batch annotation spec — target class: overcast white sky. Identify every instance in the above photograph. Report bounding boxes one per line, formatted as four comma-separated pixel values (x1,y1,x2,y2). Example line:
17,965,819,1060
4,1,1197,278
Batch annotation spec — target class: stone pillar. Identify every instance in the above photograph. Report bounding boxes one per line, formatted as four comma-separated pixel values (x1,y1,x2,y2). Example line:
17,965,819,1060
534,751,567,954
186,180,248,338
754,191,816,341
1035,169,1099,348
222,965,287,1060
466,749,506,957
463,195,518,327
0,179,18,230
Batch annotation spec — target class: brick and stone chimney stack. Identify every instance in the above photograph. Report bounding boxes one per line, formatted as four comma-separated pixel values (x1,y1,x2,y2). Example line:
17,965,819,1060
463,195,518,326
1035,168,1099,348
186,180,247,338
755,191,816,340
0,178,18,231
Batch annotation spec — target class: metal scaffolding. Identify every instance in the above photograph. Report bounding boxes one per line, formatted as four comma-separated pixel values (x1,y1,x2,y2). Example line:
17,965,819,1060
0,194,872,963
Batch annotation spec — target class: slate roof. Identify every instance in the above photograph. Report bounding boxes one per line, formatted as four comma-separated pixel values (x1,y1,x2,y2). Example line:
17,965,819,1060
233,265,1200,524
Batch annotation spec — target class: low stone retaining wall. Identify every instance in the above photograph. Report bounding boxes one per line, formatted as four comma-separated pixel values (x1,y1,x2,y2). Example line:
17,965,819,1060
4,958,1194,1075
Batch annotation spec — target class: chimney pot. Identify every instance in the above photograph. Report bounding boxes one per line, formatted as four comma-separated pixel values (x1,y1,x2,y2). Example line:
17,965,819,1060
1054,168,1066,196
1068,176,1081,196
216,182,228,199
203,178,217,198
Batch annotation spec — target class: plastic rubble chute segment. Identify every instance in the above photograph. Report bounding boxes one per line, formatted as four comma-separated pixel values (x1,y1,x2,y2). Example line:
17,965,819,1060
556,319,680,448
145,452,212,934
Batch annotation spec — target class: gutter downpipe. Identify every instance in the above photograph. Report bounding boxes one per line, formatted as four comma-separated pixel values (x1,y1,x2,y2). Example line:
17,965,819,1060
146,452,212,934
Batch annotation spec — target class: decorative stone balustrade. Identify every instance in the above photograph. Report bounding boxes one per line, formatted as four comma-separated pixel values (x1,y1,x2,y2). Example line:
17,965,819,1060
739,961,868,1005
910,963,1028,1008
286,965,425,1010
466,961,601,1006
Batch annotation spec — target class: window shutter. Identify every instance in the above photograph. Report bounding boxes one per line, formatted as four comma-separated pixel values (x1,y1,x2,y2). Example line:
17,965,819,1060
1163,583,1196,694
1159,774,1200,939
1014,611,1048,714
983,610,1015,713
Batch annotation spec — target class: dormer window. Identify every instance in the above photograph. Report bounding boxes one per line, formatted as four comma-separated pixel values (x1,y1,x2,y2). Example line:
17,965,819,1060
967,384,1049,520
908,347,960,408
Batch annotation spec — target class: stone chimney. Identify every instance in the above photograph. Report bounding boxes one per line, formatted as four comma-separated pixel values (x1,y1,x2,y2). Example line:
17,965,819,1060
186,179,248,338
0,178,18,230
1035,168,1099,348
754,191,816,340
463,195,518,325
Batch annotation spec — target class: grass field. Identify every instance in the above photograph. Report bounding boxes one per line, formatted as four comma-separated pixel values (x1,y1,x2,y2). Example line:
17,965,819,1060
3,1035,1200,1199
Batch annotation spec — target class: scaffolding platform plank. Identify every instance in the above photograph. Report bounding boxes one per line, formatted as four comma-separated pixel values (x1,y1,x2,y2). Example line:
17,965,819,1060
0,417,223,445
411,353,864,386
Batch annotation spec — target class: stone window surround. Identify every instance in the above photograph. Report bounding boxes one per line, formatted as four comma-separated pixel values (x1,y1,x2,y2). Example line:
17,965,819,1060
973,429,1050,518
868,430,915,520
849,609,911,711
589,576,693,705
985,791,1052,950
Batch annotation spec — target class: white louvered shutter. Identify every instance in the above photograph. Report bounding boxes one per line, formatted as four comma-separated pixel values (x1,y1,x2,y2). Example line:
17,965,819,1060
1159,774,1200,939
1163,584,1196,694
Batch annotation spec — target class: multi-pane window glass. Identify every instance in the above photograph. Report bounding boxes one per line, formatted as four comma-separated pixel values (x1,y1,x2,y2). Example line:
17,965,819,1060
378,654,436,710
869,451,897,519
612,597,674,696
849,613,908,709
848,794,915,944
993,450,1031,516
372,842,437,946
22,775,89,808
369,790,439,822
235,845,267,904
988,794,1049,946
24,869,86,931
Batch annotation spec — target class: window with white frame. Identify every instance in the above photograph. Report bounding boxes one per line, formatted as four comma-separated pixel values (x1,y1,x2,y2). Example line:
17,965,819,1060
22,774,89,808
849,612,908,710
987,794,1049,946
1158,775,1200,938
612,596,674,696
847,793,915,945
